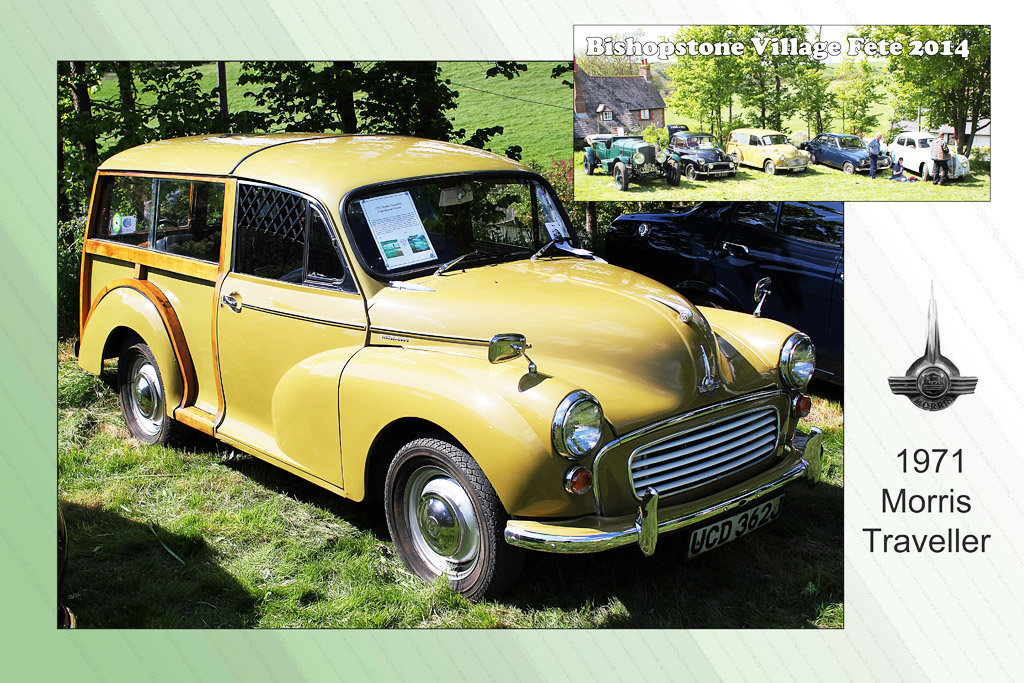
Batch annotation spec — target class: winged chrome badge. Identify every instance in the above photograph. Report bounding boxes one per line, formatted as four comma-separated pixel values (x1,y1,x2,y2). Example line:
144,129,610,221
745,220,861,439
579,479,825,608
888,285,977,411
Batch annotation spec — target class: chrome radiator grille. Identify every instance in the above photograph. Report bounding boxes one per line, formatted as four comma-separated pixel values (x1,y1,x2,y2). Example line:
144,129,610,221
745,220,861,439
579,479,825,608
628,407,780,498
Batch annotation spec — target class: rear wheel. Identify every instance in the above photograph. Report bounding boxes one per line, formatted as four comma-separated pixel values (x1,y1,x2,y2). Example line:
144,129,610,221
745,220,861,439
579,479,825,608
809,152,817,164
763,159,776,175
117,341,176,445
384,437,522,599
922,163,931,181
613,162,630,191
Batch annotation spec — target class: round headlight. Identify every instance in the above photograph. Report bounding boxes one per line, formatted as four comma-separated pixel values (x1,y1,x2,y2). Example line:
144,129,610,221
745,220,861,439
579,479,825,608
552,391,603,459
779,333,815,390
632,152,645,165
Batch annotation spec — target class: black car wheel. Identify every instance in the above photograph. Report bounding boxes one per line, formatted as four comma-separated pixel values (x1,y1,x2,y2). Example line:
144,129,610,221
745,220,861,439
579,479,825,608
613,162,630,191
384,437,522,599
842,161,855,174
809,152,817,164
685,163,698,181
118,340,177,445
583,157,594,175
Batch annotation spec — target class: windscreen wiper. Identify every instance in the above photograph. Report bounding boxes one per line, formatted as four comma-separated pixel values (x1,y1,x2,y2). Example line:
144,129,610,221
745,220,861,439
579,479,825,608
434,250,483,276
530,239,606,263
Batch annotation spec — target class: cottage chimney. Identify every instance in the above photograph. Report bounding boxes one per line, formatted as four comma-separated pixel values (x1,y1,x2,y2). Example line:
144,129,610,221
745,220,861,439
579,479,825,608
638,60,651,83
574,87,585,114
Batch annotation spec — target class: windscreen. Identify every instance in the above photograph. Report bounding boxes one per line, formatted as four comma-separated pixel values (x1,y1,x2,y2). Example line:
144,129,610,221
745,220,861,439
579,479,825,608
344,175,575,279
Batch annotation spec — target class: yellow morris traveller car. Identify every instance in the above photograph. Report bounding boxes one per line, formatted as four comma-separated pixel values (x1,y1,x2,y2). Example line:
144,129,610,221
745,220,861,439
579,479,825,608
77,134,823,598
726,128,810,174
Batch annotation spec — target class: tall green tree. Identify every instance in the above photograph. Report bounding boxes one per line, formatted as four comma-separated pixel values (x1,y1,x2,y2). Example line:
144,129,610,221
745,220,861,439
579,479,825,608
666,25,744,138
737,25,806,130
866,25,990,155
831,57,879,135
793,63,835,138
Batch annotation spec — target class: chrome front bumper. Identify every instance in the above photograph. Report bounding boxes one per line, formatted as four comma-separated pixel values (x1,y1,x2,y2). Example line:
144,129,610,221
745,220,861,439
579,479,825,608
504,427,824,555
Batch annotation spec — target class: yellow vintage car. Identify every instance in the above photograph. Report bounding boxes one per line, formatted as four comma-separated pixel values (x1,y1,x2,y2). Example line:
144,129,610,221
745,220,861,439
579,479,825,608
77,134,823,598
726,128,810,174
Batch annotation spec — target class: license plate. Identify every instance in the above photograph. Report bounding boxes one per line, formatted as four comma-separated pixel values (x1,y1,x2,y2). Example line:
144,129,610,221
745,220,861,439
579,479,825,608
686,495,784,558
638,163,658,174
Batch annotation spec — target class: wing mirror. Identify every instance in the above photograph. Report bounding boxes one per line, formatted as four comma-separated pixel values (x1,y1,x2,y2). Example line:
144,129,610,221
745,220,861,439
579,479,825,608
489,333,537,375
753,277,772,318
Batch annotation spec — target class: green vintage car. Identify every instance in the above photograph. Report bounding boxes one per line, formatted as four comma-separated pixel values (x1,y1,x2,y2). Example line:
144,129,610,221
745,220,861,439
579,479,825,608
582,134,664,191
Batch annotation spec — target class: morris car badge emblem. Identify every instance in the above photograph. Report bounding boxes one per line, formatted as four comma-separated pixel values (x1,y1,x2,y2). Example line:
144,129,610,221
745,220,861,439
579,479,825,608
698,345,722,396
888,286,977,411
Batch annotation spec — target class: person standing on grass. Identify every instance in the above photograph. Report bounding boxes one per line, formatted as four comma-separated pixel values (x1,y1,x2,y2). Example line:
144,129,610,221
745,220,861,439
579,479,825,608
930,135,950,185
867,133,883,179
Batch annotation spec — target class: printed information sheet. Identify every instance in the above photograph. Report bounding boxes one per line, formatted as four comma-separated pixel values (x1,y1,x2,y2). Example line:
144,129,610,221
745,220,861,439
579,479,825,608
360,191,438,269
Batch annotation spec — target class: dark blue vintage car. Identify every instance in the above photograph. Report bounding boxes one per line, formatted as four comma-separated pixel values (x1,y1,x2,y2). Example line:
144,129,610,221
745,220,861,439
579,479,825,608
659,132,737,184
605,202,844,385
800,133,891,174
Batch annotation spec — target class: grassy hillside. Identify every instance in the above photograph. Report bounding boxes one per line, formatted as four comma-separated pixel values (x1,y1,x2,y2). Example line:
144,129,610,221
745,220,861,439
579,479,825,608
91,61,571,166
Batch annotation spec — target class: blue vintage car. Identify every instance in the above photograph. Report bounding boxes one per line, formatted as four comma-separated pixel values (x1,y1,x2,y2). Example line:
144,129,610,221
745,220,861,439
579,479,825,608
800,133,891,174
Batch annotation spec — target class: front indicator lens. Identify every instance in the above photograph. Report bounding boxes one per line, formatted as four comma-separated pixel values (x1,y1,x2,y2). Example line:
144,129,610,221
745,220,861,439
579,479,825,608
780,333,816,390
793,394,812,417
564,466,593,495
552,391,603,458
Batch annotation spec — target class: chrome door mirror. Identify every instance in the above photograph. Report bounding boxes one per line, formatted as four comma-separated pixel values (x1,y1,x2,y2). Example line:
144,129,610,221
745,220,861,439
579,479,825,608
488,333,536,374
753,277,772,318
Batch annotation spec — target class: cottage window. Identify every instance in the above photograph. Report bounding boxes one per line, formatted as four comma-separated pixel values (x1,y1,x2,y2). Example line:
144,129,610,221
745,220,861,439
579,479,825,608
601,111,613,122
640,109,650,120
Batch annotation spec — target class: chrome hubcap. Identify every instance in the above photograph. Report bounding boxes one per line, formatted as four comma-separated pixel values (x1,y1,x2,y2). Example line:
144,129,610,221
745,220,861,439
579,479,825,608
405,466,480,579
128,356,163,436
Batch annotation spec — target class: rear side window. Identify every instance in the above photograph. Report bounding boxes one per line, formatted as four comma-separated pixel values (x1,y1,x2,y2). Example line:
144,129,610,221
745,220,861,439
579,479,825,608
154,179,224,262
234,183,355,292
731,133,748,145
779,202,844,245
99,176,154,247
96,175,224,262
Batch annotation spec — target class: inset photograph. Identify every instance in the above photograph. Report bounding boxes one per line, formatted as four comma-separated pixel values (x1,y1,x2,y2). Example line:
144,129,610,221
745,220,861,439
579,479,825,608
573,25,990,201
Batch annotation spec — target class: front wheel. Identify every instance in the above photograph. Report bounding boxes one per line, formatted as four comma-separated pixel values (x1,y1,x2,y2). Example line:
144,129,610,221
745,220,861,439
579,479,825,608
613,162,630,191
842,161,855,174
684,163,698,181
384,438,522,599
583,157,594,175
764,159,776,175
117,341,176,445
922,163,931,181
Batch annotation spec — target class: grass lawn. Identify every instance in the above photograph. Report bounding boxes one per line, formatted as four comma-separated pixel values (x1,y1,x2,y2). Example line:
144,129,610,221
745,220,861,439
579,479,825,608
58,342,843,628
574,150,990,201
90,61,571,168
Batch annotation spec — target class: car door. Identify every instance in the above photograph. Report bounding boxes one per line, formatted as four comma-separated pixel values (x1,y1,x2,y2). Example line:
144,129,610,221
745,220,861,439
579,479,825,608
825,136,842,168
773,202,843,381
215,181,367,487
808,135,825,162
712,202,843,380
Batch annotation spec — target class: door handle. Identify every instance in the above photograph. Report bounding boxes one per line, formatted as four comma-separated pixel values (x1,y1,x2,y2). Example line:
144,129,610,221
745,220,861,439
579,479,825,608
721,241,749,256
221,292,242,312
